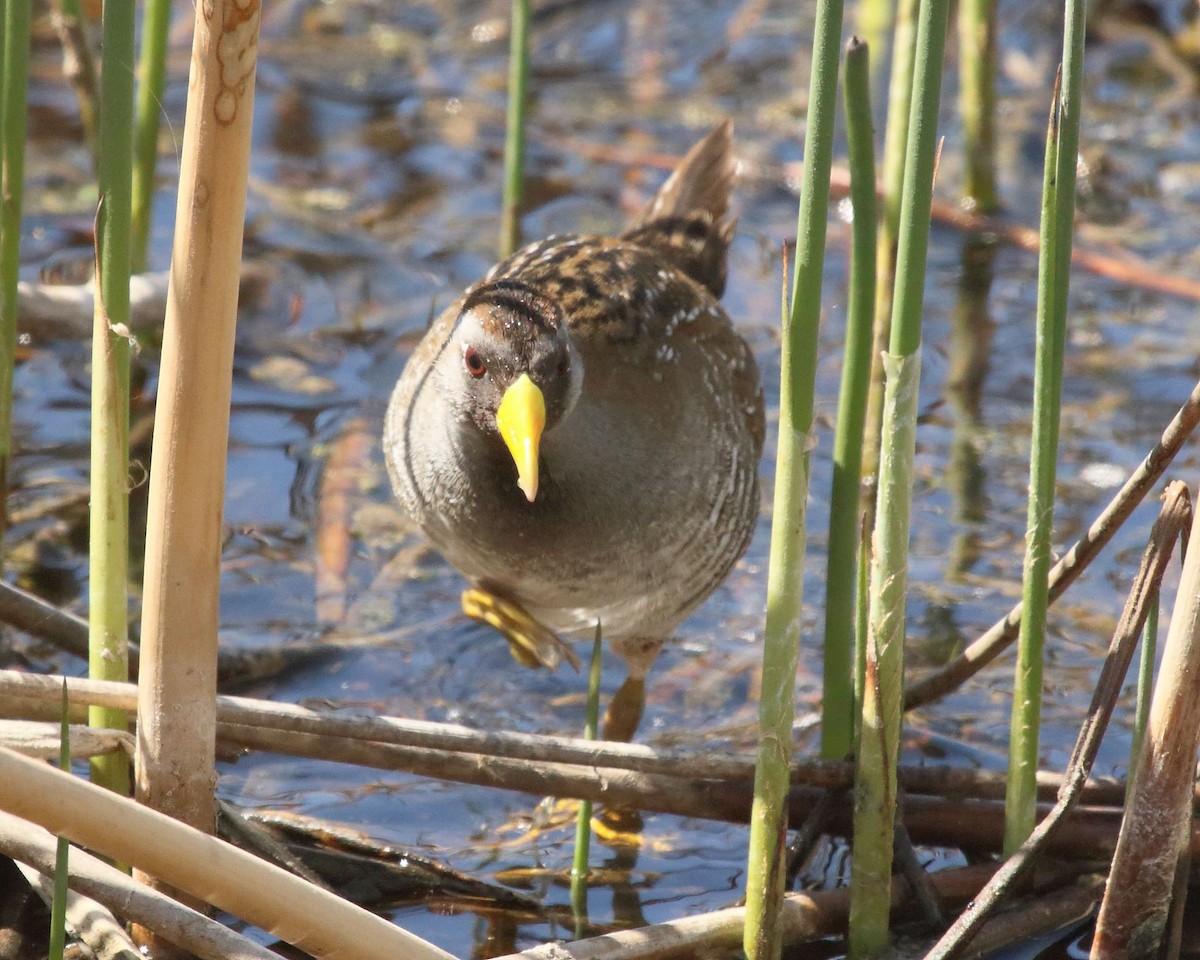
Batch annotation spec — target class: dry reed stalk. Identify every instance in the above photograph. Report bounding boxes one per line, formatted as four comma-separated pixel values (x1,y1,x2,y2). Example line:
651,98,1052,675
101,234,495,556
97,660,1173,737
1092,487,1200,960
3,811,282,960
136,0,261,842
489,864,1010,960
0,670,1137,806
0,748,455,960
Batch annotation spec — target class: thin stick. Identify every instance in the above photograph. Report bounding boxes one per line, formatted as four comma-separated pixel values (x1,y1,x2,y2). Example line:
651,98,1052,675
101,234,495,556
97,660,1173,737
0,669,1142,808
1092,488,1200,959
905,374,1200,709
925,482,1191,960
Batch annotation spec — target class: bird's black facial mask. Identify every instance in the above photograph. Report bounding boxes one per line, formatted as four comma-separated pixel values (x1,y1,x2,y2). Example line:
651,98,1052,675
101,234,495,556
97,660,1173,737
453,281,577,425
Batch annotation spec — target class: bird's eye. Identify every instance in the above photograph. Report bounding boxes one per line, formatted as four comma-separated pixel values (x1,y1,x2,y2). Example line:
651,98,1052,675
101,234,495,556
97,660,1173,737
464,346,486,378
557,357,569,376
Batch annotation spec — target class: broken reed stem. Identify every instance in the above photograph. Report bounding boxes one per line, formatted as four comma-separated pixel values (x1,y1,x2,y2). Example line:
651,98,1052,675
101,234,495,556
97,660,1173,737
1092,488,1200,960
926,482,1191,960
746,0,844,953
904,374,1200,710
849,0,950,954
499,0,530,259
88,0,135,800
0,746,456,960
135,2,261,923
131,0,171,271
822,35,875,762
0,811,280,960
0,0,32,543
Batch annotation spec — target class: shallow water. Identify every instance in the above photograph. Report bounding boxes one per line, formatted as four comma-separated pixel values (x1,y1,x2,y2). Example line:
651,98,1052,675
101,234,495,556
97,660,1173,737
9,0,1200,955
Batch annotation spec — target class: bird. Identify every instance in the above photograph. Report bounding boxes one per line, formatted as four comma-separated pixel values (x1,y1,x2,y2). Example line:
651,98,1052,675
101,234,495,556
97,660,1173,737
384,122,764,740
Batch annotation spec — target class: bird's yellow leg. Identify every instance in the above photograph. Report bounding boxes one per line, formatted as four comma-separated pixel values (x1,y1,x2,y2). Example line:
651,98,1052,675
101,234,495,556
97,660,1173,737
461,585,580,671
601,637,664,743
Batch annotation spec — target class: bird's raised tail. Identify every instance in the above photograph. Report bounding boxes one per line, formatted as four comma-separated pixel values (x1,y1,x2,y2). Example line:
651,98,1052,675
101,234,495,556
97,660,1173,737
621,121,736,298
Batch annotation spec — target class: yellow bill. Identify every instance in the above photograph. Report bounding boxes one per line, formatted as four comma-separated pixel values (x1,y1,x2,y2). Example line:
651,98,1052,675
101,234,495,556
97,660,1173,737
495,373,545,502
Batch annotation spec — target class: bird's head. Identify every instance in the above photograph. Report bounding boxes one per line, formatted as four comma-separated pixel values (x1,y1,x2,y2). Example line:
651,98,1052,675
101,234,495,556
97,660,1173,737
447,279,582,502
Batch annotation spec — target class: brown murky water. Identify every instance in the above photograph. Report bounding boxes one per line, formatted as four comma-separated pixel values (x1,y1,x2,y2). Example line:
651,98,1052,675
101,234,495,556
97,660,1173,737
8,0,1200,954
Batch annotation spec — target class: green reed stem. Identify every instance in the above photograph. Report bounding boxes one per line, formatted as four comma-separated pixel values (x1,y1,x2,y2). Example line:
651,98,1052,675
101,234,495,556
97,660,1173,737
822,36,876,762
499,0,530,259
1003,0,1086,855
48,681,70,960
570,624,603,939
131,0,171,271
0,0,31,544
858,0,917,638
849,2,949,955
745,1,844,956
88,0,135,799
958,0,999,211
1129,594,1158,789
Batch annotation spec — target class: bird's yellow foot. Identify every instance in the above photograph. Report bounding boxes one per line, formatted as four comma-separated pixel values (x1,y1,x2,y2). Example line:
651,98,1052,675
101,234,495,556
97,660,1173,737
461,586,580,671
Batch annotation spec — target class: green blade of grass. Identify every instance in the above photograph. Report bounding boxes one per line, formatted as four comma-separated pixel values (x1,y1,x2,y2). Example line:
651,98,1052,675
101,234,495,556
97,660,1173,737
1129,595,1159,783
49,681,71,960
570,623,603,939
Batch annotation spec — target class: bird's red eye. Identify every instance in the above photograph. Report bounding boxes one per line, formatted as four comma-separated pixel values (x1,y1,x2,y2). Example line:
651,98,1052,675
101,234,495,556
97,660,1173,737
464,346,486,378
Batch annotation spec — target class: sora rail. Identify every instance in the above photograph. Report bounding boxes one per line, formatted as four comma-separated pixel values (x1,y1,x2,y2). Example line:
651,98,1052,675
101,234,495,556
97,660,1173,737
384,122,764,740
